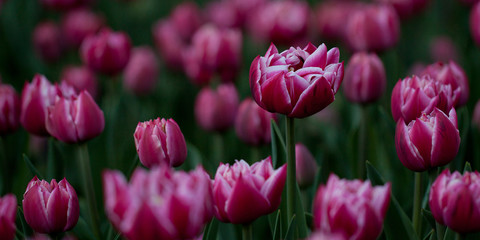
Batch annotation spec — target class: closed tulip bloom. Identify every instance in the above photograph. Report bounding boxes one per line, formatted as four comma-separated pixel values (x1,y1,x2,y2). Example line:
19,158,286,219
195,83,239,132
429,36,459,63
471,2,480,47
169,2,203,41
313,174,391,240
32,21,63,63
134,118,187,168
46,91,104,143
429,170,480,233
103,166,213,240
80,28,131,75
472,100,480,130
395,108,460,172
60,66,98,98
391,75,459,123
235,98,276,146
61,9,103,48
343,52,386,104
250,43,344,118
296,143,318,188
22,177,79,234
213,157,287,224
123,47,159,95
152,20,186,70
0,194,17,240
0,83,20,135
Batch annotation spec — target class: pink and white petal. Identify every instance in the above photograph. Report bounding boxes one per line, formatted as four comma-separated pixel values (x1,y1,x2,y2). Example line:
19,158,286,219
289,76,334,118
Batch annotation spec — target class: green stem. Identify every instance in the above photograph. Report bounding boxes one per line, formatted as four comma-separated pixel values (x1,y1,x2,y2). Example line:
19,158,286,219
413,172,423,236
357,105,367,179
77,143,101,240
242,224,253,240
286,117,296,223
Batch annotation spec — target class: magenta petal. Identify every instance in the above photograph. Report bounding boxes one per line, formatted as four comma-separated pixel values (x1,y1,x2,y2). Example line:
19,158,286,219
289,76,334,118
46,99,78,143
212,176,231,222
395,119,426,172
430,109,460,168
46,187,68,232
260,164,287,212
391,80,403,122
103,170,131,228
249,56,267,109
260,72,292,115
122,202,175,240
22,186,50,233
409,119,434,166
74,91,105,142
371,183,391,219
61,180,79,231
165,120,187,167
303,43,327,68
326,48,340,65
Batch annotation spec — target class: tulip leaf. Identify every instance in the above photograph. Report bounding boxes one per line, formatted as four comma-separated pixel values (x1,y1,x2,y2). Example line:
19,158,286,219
423,230,434,240
16,207,30,238
203,218,219,240
463,162,472,173
443,228,455,240
72,216,96,240
22,154,43,179
270,210,281,240
305,212,313,229
295,183,308,238
271,120,286,168
284,215,296,240
112,232,121,240
366,161,419,240
421,209,436,230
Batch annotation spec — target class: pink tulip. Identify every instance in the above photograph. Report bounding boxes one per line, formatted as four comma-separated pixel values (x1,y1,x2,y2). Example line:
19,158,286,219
235,98,276,146
429,170,480,233
195,83,239,132
229,0,266,27
46,91,104,143
61,9,103,48
249,42,344,118
22,177,79,234
60,66,98,98
313,174,391,240
205,1,241,29
39,0,91,11
103,166,213,240
80,28,131,75
32,21,63,63
123,46,159,95
395,108,460,172
213,157,287,224
375,0,429,18
342,52,386,104
473,100,480,129
0,83,20,135
0,194,17,240
391,75,459,123
134,118,187,168
471,2,480,47
308,231,348,240
295,143,318,188
429,36,459,63
169,2,203,40
315,2,363,42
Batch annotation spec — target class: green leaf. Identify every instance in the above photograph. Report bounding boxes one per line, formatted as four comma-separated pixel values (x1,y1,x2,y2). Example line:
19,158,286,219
294,183,308,238
271,210,281,240
203,218,219,240
270,120,278,169
443,228,455,240
423,230,434,240
71,216,96,240
422,209,436,230
305,212,313,230
23,154,43,179
463,162,472,173
284,215,296,240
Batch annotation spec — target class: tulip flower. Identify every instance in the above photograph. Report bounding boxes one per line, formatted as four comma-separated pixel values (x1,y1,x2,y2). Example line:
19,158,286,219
32,21,63,63
295,143,318,188
0,83,20,135
429,36,459,63
134,118,187,168
46,91,104,144
342,52,386,104
395,108,460,172
235,98,276,146
169,1,203,40
375,0,429,18
22,177,79,234
103,166,213,240
205,1,241,29
249,42,344,118
123,46,159,95
313,174,391,240
60,66,98,98
315,2,363,42
429,170,480,233
471,2,480,47
308,231,348,240
212,157,287,224
61,9,103,48
473,100,480,130
0,194,17,240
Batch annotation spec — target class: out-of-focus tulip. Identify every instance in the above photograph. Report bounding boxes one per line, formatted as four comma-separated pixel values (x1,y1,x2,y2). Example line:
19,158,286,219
60,66,98,98
308,231,348,240
0,194,17,240
195,83,239,132
32,21,63,63
395,108,460,172
61,9,103,48
123,47,159,95
205,1,241,29
249,43,344,118
39,0,91,11
46,91,104,143
213,157,287,224
134,118,187,168
22,177,79,234
27,233,77,240
391,75,459,123
295,143,318,188
103,166,213,240
429,36,459,63
169,2,203,40
429,170,480,233
235,98,276,146
421,61,468,107
315,2,363,42
343,52,386,104
230,0,266,27
80,28,131,75
471,2,480,46
0,83,20,135
375,0,429,18
408,62,427,76
345,4,400,52
184,25,242,85
472,100,480,129
313,174,391,240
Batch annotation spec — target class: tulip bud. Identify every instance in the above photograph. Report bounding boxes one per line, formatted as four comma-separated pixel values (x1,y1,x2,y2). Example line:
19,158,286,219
395,108,460,172
46,91,104,143
152,20,186,70
134,118,187,168
0,194,17,240
32,21,63,63
472,100,480,130
471,2,480,47
169,2,203,40
315,2,362,42
429,36,459,63
103,166,213,240
375,0,429,18
0,83,20,135
195,83,239,132
213,157,287,224
22,177,79,234
61,9,103,48
235,98,276,146
343,52,386,104
313,174,391,240
429,170,480,233
249,42,344,118
60,66,98,98
80,28,131,75
123,47,159,95
296,143,318,188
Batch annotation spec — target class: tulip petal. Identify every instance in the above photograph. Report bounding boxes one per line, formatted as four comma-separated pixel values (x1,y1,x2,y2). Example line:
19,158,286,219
165,120,187,167
303,44,327,68
46,187,68,232
22,186,50,233
289,76,334,118
395,119,426,171
260,72,292,115
260,164,287,212
74,91,104,142
430,109,460,168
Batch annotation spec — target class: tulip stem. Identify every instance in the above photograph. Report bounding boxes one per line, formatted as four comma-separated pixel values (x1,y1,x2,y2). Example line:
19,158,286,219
242,224,253,240
357,105,367,179
286,117,296,224
413,172,423,236
77,143,101,240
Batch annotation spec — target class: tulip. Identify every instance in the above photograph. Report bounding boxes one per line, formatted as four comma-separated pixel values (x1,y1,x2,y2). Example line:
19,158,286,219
103,166,213,240
313,174,391,240
134,118,187,168
421,61,469,107
61,9,103,48
80,28,131,75
205,1,241,29
249,42,344,118
374,0,429,18
32,21,63,63
152,20,186,70
22,177,79,234
429,36,459,63
195,83,239,132
429,170,480,233
308,231,348,240
295,143,318,188
395,108,460,172
234,98,276,146
0,83,20,135
315,2,363,42
39,0,91,11
391,75,459,123
0,194,17,240
342,52,386,104
471,2,480,47
229,0,266,27
123,47,159,95
46,91,104,143
169,1,203,41
213,157,287,224
60,66,98,98
472,100,480,130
